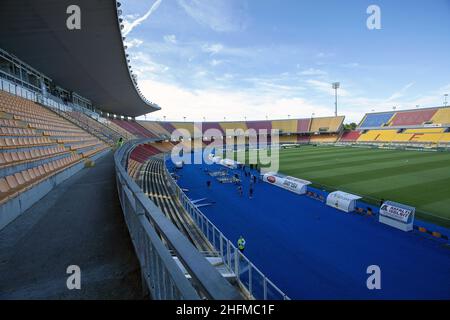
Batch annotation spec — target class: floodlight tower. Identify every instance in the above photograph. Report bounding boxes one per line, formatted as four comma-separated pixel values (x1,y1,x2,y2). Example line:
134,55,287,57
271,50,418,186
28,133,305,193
444,94,448,107
332,82,340,116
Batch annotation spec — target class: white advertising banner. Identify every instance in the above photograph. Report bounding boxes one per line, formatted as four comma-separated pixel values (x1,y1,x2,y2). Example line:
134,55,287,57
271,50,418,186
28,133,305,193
263,172,311,195
379,203,412,223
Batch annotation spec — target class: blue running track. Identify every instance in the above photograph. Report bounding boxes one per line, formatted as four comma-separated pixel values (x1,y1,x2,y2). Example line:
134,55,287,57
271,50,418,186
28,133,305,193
168,159,450,299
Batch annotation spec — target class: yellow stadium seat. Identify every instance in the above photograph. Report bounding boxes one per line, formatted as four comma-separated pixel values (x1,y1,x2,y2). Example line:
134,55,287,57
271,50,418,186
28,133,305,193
310,116,344,132
220,121,248,132
271,120,297,133
430,107,450,125
404,128,445,134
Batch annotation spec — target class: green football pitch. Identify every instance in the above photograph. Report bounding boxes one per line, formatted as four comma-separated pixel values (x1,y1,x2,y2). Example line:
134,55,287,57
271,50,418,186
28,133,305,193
233,145,450,227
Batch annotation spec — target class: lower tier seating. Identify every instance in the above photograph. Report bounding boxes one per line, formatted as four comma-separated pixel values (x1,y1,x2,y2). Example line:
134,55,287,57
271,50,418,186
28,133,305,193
0,154,82,205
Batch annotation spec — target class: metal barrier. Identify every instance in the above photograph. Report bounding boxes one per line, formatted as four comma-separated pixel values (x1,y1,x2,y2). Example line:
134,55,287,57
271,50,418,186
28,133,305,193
114,139,242,300
163,155,290,300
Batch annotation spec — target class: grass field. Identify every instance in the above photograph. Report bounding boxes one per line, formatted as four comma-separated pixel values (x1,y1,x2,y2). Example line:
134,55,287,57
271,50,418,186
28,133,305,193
234,145,450,227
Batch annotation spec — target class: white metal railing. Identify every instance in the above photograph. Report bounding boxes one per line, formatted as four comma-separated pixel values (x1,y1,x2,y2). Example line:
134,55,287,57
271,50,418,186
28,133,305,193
0,77,37,102
114,140,242,300
163,155,290,300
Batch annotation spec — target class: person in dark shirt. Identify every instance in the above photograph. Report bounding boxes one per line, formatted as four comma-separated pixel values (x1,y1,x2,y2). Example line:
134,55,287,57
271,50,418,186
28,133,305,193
237,185,243,197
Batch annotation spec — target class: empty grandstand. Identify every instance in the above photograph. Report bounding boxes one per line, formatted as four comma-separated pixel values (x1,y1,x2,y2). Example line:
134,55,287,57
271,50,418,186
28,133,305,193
0,90,110,227
334,106,450,147
0,0,449,304
136,115,344,145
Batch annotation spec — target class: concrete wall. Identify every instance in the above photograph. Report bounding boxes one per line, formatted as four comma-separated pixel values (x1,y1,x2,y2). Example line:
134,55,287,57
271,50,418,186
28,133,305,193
0,148,110,230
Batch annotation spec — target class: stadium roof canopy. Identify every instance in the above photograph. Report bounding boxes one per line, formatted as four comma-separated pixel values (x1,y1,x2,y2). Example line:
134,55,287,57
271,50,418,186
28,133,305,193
0,0,159,117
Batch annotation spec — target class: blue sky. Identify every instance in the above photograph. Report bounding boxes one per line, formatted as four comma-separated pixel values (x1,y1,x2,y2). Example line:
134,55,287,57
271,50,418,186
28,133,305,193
122,0,450,123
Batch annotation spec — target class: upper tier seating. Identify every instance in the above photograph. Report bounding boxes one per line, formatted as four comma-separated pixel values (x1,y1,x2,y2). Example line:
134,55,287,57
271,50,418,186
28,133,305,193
245,120,272,132
111,119,155,138
170,122,198,138
271,120,297,133
389,108,438,126
219,121,247,134
202,122,226,136
430,107,450,125
60,111,127,144
138,116,340,140
358,112,395,128
138,121,172,137
309,116,344,133
107,120,136,139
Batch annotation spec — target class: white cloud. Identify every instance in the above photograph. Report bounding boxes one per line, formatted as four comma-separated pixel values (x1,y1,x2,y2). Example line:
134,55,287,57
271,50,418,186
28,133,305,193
386,82,415,101
131,51,169,78
341,62,360,68
122,0,163,36
177,0,246,32
299,68,327,76
202,43,224,55
316,52,334,58
124,38,144,49
210,59,223,67
163,34,177,44
137,79,333,122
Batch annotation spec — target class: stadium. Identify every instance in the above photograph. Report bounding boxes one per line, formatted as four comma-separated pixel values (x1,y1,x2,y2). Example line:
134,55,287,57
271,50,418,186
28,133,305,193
0,0,449,302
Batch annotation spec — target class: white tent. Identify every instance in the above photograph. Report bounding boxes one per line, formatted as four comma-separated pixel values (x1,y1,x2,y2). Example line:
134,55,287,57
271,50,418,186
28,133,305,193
174,161,183,169
326,191,362,212
219,158,240,169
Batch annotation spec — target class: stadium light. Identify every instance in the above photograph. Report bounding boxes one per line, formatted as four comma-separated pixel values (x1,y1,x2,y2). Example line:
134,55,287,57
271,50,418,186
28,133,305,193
444,94,448,106
332,82,340,116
